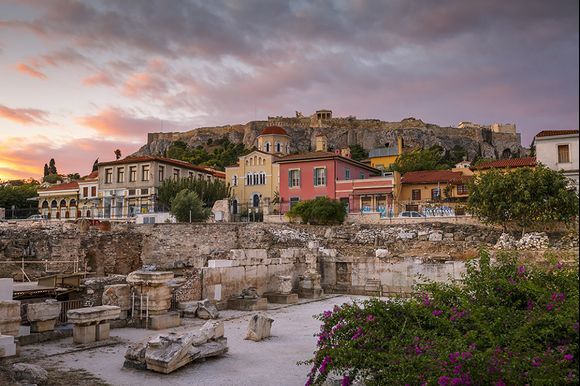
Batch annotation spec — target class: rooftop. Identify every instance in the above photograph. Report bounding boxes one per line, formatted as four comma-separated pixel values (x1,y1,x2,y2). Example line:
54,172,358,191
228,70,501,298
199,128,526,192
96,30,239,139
472,157,536,170
38,181,79,192
260,126,288,136
98,156,214,174
401,170,469,184
274,151,380,173
535,130,579,138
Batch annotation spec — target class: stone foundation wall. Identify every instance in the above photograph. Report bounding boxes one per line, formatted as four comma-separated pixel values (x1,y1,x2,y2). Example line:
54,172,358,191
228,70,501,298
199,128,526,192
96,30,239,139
1,222,574,302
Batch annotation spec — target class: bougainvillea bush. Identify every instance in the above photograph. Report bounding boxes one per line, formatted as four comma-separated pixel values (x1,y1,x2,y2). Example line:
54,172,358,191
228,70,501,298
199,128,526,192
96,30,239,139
304,251,579,385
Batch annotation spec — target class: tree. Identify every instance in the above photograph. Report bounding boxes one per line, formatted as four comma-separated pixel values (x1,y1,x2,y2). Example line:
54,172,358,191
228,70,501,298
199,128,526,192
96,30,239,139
468,166,578,233
48,158,57,175
157,177,231,209
170,189,210,222
92,158,99,172
287,197,346,225
43,163,49,177
390,146,447,174
114,149,122,160
349,144,368,162
67,173,81,180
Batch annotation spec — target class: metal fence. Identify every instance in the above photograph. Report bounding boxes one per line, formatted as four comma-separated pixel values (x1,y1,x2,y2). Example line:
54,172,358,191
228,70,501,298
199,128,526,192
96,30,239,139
58,299,84,323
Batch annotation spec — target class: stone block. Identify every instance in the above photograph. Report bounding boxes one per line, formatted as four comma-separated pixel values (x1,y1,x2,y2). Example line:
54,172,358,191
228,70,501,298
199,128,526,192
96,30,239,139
0,300,21,336
30,319,57,333
375,248,390,258
149,312,181,330
197,299,219,319
126,270,174,285
0,334,16,357
264,292,298,304
298,287,323,299
199,320,224,340
10,363,48,384
227,297,268,311
0,278,13,301
27,300,61,322
207,259,234,268
73,324,96,344
245,313,274,342
230,249,246,259
102,284,131,311
429,232,443,242
67,305,121,325
96,322,110,341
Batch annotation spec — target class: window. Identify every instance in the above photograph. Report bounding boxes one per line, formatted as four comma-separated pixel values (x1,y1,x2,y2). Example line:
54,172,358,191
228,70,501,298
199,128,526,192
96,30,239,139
360,172,365,179
314,167,326,186
290,197,300,208
265,142,271,152
83,187,89,197
457,184,468,195
142,165,150,181
128,189,136,196
289,169,301,188
345,169,350,180
91,186,96,196
260,172,266,185
129,166,137,182
232,175,238,186
117,167,124,183
411,189,421,200
558,144,570,163
275,142,281,153
159,165,165,181
141,188,149,195
105,168,112,184
431,188,441,200
173,168,180,180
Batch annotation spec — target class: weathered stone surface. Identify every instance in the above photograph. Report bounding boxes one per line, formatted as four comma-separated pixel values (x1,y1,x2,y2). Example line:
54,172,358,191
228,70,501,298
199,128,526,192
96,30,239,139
245,313,274,341
102,284,131,310
429,232,443,242
197,299,219,319
27,299,61,322
264,292,298,304
227,297,268,311
127,270,174,285
274,275,292,294
30,319,57,333
124,341,147,369
0,300,21,336
145,331,197,374
375,248,390,258
178,301,199,318
0,334,16,357
67,305,121,325
73,324,96,344
149,312,181,330
11,362,48,384
199,320,224,340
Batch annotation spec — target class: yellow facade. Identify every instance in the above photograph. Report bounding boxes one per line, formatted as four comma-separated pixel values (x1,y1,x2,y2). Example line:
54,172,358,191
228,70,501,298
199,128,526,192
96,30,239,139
368,137,403,170
398,182,469,203
225,151,280,210
370,154,398,170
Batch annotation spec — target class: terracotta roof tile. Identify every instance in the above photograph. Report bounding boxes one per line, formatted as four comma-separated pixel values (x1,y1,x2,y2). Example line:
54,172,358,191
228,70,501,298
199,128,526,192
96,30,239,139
473,157,536,170
401,170,469,184
535,130,579,138
260,126,288,136
38,181,79,192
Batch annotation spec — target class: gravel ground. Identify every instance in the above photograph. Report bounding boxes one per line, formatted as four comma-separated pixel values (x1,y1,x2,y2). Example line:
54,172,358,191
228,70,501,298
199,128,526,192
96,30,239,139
13,295,367,386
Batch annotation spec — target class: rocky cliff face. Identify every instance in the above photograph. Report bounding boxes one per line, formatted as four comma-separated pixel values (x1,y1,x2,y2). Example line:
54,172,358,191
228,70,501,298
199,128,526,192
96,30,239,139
136,116,525,161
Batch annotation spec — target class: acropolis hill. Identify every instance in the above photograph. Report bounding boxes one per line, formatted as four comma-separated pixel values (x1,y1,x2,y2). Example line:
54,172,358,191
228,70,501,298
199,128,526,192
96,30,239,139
137,110,525,160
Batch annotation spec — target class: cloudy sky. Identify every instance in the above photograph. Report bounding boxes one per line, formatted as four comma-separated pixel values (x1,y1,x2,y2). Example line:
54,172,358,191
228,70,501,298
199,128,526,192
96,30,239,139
0,0,578,180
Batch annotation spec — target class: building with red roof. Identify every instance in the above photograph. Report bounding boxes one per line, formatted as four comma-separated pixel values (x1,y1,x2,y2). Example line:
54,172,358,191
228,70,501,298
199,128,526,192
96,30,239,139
533,129,579,191
471,157,537,171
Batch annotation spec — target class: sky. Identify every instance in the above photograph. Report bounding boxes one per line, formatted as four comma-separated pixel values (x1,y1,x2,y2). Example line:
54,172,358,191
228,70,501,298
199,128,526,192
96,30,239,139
0,0,578,181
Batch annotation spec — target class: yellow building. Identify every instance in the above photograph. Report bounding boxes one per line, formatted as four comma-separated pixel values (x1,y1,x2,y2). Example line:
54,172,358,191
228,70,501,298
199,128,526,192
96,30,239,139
225,126,290,213
395,169,471,214
368,137,403,170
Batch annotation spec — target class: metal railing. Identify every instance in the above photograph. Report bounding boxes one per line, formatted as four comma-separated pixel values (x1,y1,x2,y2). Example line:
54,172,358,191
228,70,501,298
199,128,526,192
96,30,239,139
58,299,84,323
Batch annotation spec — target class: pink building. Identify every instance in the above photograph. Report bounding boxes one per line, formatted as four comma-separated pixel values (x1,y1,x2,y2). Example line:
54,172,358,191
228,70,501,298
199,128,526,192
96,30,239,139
275,150,394,215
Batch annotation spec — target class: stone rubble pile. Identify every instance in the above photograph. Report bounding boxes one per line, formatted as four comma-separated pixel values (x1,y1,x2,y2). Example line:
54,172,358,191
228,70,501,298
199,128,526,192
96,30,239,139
495,232,550,250
124,320,228,374
269,226,315,243
177,299,220,319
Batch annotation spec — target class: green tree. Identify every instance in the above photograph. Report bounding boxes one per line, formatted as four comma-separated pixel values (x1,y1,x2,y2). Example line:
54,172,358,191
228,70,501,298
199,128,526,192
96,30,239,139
48,158,57,175
287,197,346,225
157,177,231,209
170,189,209,222
468,166,578,233
349,144,368,161
43,163,49,177
67,173,81,180
42,174,62,184
0,184,38,212
114,149,122,160
92,158,99,172
390,146,447,174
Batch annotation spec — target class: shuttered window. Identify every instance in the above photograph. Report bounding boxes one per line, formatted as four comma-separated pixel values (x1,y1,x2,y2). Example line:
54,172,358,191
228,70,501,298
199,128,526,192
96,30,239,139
558,145,570,163
289,169,300,187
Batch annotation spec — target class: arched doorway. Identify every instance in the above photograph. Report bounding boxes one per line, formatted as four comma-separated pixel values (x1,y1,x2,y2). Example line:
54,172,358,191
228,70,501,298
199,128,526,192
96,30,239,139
252,194,260,208
502,148,512,159
232,199,238,215
69,199,77,219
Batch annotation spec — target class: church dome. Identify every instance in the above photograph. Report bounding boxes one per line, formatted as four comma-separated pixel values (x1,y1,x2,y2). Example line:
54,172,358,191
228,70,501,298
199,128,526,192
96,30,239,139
260,126,288,136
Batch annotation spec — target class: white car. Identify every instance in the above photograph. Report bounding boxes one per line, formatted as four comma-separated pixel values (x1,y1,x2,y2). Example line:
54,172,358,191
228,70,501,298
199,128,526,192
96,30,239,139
26,214,45,220
398,211,425,218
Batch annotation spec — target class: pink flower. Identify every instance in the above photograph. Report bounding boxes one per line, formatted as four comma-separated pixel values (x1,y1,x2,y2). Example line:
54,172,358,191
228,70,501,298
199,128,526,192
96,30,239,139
461,351,472,360
546,303,554,311
517,265,526,276
351,327,363,340
564,354,574,361
323,310,332,319
495,380,506,386
341,375,351,386
422,293,432,307
366,314,375,322
531,357,542,367
432,309,443,317
438,376,451,386
319,355,332,374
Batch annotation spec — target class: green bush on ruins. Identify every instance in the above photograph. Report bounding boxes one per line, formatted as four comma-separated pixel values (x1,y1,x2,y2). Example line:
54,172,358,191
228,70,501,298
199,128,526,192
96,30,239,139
304,250,579,385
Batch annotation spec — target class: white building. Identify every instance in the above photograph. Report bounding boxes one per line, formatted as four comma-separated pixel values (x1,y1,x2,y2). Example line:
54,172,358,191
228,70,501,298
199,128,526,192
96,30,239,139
534,130,579,191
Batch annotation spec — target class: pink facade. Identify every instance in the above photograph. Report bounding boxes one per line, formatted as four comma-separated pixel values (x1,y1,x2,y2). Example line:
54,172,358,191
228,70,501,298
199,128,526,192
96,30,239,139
276,153,392,214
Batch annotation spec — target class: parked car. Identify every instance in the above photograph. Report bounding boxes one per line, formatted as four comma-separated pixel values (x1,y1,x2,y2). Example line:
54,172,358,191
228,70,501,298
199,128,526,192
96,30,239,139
398,211,425,218
26,214,45,220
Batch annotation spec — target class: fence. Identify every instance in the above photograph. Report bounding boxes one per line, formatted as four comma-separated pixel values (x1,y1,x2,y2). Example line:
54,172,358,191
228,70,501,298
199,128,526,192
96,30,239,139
58,299,84,323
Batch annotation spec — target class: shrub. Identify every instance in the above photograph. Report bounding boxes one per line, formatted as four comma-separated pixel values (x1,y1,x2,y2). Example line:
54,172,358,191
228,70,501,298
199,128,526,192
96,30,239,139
170,189,210,222
304,250,579,385
287,197,346,225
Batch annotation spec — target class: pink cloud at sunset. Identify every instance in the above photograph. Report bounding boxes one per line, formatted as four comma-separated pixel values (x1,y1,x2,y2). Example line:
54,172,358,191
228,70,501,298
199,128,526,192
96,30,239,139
16,63,47,79
0,104,49,125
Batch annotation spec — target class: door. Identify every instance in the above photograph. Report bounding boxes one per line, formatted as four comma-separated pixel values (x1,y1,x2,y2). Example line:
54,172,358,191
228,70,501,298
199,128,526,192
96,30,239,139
252,194,260,208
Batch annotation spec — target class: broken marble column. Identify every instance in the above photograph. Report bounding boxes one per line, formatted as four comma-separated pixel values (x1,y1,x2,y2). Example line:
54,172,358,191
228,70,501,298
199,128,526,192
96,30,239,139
197,299,219,319
298,270,324,299
67,305,121,344
124,320,228,374
177,301,199,318
264,275,298,304
27,300,61,333
227,287,268,311
102,284,131,319
245,313,274,342
0,300,21,336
